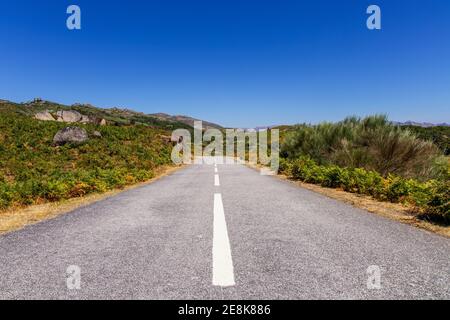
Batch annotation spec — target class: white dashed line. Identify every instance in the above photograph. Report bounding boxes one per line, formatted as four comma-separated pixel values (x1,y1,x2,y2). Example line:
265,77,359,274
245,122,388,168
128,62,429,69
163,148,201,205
214,174,220,186
214,167,218,173
212,193,235,287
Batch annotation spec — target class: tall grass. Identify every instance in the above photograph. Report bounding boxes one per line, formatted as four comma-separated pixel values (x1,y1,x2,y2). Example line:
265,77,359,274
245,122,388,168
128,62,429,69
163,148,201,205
281,115,447,180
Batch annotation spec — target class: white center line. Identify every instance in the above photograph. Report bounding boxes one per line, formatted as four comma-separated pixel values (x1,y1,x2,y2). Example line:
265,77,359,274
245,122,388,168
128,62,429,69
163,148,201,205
214,167,218,173
214,174,220,186
212,193,235,287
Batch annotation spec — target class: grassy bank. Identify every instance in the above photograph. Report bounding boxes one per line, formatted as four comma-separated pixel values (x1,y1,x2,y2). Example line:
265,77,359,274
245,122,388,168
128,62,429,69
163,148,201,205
0,110,175,210
279,157,449,225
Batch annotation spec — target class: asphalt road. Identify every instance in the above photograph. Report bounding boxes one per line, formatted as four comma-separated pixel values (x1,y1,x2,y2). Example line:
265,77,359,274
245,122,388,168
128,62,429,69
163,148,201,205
0,161,449,299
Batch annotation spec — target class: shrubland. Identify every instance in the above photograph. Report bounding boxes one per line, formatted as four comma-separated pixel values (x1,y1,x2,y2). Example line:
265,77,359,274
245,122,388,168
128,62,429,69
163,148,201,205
279,115,449,225
1,101,448,226
0,108,175,210
279,157,449,224
403,125,450,156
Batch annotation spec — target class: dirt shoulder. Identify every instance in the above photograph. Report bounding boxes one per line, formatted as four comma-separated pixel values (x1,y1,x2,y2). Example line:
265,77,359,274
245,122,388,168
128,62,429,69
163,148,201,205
0,165,185,236
248,164,450,238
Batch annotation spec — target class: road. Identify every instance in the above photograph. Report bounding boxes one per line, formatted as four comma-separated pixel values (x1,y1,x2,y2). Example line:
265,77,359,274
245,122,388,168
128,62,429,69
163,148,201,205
0,161,449,299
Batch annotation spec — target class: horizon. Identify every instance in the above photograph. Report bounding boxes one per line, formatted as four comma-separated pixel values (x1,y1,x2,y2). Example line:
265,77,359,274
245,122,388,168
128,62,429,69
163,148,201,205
1,1,450,127
2,96,450,129
4,97,450,129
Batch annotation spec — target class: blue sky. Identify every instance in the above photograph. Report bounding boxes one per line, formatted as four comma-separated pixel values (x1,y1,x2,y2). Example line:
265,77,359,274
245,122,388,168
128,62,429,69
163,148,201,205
1,0,449,127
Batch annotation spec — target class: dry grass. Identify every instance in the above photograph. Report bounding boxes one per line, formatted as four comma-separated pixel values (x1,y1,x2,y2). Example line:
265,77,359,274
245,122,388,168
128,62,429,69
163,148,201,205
0,165,185,235
248,163,450,238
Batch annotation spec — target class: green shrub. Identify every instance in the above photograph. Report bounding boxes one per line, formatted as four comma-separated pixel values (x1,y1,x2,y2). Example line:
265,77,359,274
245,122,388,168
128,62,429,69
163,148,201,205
418,180,450,224
321,165,344,188
281,115,443,180
278,158,291,174
282,157,449,225
384,175,410,202
0,183,13,209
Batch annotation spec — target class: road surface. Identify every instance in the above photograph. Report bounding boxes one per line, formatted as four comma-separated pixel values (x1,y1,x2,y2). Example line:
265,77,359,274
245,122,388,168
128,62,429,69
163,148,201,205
0,161,449,299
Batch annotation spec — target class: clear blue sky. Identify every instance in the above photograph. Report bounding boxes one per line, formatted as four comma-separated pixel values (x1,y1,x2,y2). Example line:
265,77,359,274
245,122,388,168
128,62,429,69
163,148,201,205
1,1,449,127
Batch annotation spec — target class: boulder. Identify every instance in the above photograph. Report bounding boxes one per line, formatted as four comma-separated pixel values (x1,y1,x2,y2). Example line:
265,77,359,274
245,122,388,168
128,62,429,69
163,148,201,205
92,131,102,138
80,115,91,123
99,119,107,126
53,127,89,145
56,110,83,123
32,98,44,104
35,110,55,121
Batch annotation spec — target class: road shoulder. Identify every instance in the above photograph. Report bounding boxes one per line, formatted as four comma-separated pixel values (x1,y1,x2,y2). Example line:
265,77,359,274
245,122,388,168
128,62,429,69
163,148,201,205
0,165,186,236
246,163,449,238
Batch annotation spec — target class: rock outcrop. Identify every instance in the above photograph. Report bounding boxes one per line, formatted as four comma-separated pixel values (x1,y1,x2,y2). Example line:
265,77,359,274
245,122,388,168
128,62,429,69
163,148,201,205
53,127,89,145
80,115,91,123
56,110,83,123
34,109,107,126
34,110,55,121
31,98,44,105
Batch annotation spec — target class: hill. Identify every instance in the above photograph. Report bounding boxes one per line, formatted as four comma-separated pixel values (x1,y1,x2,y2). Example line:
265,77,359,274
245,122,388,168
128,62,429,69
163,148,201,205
0,99,191,210
0,98,195,131
149,112,223,130
0,98,223,131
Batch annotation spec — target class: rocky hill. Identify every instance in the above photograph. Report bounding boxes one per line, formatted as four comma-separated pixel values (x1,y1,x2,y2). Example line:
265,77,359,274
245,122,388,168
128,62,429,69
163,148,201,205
0,99,182,210
0,98,223,131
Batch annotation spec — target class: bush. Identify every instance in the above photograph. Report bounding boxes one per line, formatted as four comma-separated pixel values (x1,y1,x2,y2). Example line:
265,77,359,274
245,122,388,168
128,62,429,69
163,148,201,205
281,115,443,180
384,175,411,203
321,165,344,188
282,157,449,225
418,180,450,225
0,182,13,209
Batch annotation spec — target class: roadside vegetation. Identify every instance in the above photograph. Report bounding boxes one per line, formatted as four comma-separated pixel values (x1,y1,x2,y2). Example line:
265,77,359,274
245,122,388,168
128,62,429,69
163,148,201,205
403,125,450,156
279,115,449,225
0,106,177,210
1,99,448,227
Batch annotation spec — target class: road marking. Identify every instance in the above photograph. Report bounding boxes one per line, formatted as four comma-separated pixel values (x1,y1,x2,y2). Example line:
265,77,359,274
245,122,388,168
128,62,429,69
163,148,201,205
214,167,218,173
212,193,235,287
214,174,220,186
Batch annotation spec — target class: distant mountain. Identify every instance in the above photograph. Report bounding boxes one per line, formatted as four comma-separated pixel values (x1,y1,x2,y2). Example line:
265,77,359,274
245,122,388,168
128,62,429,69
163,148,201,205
149,113,223,130
393,121,450,127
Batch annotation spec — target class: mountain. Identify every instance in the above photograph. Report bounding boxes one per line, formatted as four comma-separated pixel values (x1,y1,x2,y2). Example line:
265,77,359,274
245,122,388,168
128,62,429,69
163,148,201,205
149,113,223,130
393,121,450,127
